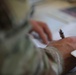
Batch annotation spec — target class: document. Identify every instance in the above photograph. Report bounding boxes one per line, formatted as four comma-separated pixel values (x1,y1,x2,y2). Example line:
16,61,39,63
32,14,76,47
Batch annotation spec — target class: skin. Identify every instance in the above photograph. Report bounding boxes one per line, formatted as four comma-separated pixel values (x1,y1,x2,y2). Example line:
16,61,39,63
48,37,76,74
1,0,76,75
30,20,76,74
30,20,52,44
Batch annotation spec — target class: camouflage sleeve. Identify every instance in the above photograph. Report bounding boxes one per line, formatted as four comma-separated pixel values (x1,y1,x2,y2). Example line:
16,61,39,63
0,33,63,75
0,0,63,75
66,72,76,75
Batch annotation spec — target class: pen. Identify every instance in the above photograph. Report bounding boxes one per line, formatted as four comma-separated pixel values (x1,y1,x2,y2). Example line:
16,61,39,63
59,29,65,39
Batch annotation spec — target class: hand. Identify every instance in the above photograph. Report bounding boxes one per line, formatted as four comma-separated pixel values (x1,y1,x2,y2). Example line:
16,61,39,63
30,20,52,44
48,37,76,74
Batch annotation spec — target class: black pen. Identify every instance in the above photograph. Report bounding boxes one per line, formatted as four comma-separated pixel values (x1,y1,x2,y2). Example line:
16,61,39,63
59,29,65,39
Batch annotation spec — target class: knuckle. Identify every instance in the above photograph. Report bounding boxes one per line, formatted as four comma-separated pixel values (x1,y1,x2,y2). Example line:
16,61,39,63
66,37,73,43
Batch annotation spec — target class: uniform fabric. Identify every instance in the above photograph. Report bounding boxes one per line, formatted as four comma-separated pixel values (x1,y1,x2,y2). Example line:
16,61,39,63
0,0,63,75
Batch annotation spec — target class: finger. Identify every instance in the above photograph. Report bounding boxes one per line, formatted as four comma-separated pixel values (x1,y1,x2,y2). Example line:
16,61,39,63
37,21,52,41
61,36,76,49
62,36,76,43
30,20,48,44
43,25,52,41
37,28,48,44
69,36,76,43
68,36,76,49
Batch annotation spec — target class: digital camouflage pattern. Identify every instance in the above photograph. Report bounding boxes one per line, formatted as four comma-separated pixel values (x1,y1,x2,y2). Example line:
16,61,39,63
0,0,63,75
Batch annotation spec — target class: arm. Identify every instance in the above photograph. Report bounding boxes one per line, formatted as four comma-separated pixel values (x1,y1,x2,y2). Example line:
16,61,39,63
1,30,76,75
48,37,76,74
0,33,61,75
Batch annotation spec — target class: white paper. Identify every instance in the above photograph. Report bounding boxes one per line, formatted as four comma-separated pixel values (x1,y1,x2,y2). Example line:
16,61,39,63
31,21,76,72
53,23,76,40
32,12,76,48
71,50,76,57
32,15,68,48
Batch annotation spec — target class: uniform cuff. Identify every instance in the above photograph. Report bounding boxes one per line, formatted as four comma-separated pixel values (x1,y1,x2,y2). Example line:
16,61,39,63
44,46,64,75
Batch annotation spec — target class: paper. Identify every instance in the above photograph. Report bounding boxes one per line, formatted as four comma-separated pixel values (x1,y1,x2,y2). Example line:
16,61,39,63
31,22,76,48
32,14,69,48
71,50,76,57
32,12,76,48
53,23,76,40
32,15,76,46
32,38,47,48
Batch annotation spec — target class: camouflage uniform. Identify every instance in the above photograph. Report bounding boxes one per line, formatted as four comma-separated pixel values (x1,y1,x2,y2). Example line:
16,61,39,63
0,0,63,75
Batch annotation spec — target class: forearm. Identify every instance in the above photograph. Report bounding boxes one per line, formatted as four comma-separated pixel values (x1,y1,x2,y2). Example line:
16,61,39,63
48,45,76,75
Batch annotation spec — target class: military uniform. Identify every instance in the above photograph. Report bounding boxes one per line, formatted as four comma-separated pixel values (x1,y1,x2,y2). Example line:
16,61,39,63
0,0,63,75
